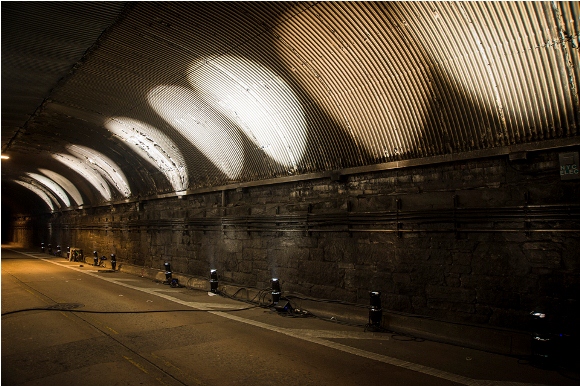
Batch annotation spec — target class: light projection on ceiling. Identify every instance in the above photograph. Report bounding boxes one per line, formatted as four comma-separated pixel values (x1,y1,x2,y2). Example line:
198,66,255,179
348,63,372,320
105,118,188,192
27,173,71,207
14,180,56,211
38,169,83,206
188,56,306,169
53,153,112,201
148,85,245,179
66,144,131,198
148,56,307,179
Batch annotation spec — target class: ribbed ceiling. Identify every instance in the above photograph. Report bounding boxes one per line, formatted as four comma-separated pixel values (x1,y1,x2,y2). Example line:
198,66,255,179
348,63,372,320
2,2,579,212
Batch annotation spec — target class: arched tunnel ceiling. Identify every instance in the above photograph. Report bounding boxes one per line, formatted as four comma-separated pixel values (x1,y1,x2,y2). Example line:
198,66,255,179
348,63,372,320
2,2,579,213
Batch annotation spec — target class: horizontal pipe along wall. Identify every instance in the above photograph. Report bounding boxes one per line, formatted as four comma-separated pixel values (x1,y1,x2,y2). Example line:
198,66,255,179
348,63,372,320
13,149,580,347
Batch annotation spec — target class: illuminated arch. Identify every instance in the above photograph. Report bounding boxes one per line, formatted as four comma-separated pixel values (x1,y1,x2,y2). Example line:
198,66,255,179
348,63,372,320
106,117,188,192
38,169,83,206
27,173,71,207
188,56,307,169
53,153,112,201
66,145,131,198
148,85,245,179
14,180,55,211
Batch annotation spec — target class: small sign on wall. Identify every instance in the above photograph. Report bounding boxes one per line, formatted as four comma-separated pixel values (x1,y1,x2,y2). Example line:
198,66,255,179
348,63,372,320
559,152,579,180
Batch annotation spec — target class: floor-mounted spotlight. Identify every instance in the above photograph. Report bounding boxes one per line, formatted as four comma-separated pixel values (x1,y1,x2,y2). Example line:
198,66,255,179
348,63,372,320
368,291,382,329
210,269,218,293
162,262,179,287
530,308,553,363
271,278,281,304
164,262,172,282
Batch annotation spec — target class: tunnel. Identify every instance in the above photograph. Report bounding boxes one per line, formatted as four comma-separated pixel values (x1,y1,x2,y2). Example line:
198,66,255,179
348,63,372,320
2,2,579,378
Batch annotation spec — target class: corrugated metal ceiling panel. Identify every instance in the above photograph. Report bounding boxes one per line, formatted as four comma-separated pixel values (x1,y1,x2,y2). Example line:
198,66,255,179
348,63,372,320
2,2,578,209
1,2,127,148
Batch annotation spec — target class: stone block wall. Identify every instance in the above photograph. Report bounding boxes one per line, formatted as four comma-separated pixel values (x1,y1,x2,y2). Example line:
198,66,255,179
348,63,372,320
15,149,580,334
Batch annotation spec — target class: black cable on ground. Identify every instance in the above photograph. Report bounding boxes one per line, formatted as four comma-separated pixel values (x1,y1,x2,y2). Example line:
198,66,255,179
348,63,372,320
1,304,260,317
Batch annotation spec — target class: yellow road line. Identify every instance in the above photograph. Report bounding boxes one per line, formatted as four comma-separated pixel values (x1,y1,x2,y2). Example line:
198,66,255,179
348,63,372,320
123,355,148,374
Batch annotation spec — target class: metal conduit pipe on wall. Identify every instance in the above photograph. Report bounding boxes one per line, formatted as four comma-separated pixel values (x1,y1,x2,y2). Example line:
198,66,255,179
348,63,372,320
41,204,579,234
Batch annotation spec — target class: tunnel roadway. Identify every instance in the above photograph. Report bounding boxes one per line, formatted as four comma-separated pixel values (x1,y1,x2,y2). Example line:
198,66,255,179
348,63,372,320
2,247,577,386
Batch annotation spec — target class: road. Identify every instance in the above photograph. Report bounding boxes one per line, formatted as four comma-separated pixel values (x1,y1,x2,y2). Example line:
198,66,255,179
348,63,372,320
2,247,577,386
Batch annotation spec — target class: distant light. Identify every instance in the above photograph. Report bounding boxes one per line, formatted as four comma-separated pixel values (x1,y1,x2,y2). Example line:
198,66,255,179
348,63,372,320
1,155,9,159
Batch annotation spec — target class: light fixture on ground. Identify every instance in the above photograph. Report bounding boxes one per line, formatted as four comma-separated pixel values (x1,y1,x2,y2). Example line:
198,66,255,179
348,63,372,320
530,308,553,363
164,262,172,281
271,278,281,304
162,262,179,287
369,291,382,328
210,269,218,293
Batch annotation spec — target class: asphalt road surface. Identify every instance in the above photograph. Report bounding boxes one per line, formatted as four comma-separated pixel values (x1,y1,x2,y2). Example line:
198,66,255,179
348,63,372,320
2,247,578,386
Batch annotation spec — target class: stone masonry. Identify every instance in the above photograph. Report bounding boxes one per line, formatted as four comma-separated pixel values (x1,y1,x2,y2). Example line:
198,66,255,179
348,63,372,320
12,149,580,335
